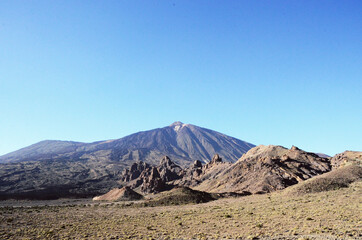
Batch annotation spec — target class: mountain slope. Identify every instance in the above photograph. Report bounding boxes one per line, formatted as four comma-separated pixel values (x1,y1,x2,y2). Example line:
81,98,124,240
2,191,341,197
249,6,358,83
0,122,254,166
0,122,255,199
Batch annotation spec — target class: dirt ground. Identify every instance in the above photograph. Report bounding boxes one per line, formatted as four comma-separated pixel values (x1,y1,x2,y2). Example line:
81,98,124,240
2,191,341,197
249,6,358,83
0,182,361,240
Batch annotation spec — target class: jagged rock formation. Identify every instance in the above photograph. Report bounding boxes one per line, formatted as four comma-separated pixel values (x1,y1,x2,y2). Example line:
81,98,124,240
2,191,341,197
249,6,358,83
173,160,204,187
120,161,151,182
210,154,223,164
138,167,166,194
157,156,184,182
120,148,332,196
330,151,362,169
121,154,233,193
120,156,183,194
92,186,143,201
192,154,232,186
194,145,331,194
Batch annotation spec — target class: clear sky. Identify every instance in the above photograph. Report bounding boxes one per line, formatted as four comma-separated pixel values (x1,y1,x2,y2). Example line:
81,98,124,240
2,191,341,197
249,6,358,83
0,0,361,156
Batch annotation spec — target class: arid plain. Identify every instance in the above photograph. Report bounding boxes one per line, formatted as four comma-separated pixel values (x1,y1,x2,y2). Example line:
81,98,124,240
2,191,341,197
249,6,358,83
1,181,360,240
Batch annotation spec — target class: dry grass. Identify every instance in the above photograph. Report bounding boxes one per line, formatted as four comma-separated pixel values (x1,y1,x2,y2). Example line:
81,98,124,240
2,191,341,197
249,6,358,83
0,182,361,239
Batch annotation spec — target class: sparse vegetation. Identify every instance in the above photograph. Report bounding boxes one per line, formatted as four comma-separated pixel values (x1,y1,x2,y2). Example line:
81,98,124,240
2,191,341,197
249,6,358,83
0,181,360,239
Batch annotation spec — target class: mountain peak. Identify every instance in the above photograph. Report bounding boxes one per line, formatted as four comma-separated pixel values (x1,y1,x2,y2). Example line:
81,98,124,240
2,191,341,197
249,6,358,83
170,121,184,126
169,121,188,132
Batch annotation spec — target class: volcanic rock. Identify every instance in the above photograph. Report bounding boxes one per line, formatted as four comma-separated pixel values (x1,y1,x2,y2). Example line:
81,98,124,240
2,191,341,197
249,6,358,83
330,151,362,169
120,161,151,182
194,145,332,194
173,154,231,187
139,167,167,194
157,156,184,182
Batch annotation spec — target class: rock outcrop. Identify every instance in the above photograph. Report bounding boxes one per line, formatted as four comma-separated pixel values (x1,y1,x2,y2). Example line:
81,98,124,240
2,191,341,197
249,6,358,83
108,147,352,196
194,145,332,194
211,154,223,164
157,156,184,182
173,154,232,188
172,160,203,187
120,156,186,194
330,151,362,169
139,167,166,194
120,161,151,182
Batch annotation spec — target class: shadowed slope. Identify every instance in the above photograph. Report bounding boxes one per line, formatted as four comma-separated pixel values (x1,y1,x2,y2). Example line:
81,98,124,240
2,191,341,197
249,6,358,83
285,164,362,195
143,186,216,206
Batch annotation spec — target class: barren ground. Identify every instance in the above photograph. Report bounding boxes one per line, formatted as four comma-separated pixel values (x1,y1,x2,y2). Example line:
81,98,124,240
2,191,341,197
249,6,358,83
0,182,361,240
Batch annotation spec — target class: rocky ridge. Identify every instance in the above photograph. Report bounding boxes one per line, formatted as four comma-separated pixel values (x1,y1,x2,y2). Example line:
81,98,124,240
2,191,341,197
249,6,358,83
118,145,333,195
194,145,331,193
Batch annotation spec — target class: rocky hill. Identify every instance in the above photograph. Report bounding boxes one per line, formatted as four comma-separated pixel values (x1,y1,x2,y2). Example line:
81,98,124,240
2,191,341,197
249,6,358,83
0,122,254,199
194,145,331,194
118,146,332,195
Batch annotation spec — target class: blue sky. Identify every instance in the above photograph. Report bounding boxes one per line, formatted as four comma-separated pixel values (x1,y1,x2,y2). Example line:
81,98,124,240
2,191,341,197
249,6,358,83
0,0,361,156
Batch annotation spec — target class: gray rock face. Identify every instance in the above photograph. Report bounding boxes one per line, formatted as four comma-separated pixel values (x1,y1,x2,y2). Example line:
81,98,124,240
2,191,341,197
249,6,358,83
157,156,184,182
121,162,151,182
139,167,166,194
121,156,184,193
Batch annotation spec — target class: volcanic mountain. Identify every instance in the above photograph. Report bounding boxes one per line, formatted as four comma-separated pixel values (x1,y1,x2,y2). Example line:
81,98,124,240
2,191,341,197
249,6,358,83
0,122,254,199
0,122,254,166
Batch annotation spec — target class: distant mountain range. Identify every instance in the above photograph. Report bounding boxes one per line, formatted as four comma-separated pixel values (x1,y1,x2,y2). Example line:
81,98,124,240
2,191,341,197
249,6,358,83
0,122,255,199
